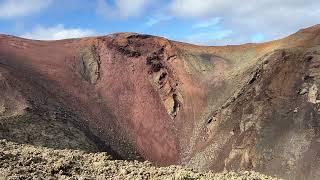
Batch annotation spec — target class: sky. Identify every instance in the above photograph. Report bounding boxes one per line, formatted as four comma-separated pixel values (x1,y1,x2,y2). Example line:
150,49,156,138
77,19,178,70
0,0,320,45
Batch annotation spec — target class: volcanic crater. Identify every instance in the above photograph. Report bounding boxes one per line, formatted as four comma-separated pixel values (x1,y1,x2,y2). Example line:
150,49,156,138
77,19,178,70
1,25,320,179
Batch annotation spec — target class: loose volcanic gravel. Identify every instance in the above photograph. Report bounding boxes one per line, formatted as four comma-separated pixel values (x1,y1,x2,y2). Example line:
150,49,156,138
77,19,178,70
0,139,281,180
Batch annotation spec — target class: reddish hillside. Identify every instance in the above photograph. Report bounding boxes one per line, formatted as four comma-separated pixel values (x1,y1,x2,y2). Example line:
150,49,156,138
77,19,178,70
1,25,320,180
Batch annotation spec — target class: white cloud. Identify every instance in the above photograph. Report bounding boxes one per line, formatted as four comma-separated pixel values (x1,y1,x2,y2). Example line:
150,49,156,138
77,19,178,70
97,0,152,18
96,0,115,18
192,17,221,29
185,29,233,45
146,15,173,27
21,24,96,40
169,0,233,18
0,0,52,18
116,0,149,18
169,0,320,44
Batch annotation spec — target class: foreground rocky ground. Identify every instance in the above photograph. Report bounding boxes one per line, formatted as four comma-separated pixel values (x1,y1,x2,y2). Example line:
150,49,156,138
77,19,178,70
0,139,279,180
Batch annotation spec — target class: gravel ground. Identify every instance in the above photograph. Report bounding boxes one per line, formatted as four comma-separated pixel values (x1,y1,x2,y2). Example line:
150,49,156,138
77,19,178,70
0,139,281,180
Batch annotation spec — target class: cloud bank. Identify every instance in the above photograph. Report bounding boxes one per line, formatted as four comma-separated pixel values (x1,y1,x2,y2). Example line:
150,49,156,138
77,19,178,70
97,0,153,18
22,24,96,40
0,0,52,19
7,0,320,45
169,0,320,44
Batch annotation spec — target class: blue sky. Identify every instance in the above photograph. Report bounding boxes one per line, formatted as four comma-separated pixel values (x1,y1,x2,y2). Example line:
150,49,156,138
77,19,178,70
0,0,320,45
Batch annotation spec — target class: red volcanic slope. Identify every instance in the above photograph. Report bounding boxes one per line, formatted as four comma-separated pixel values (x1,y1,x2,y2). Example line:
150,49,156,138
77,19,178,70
1,25,320,180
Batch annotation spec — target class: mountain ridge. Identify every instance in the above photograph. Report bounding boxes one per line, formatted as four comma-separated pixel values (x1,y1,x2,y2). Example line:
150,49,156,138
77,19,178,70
1,23,320,45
